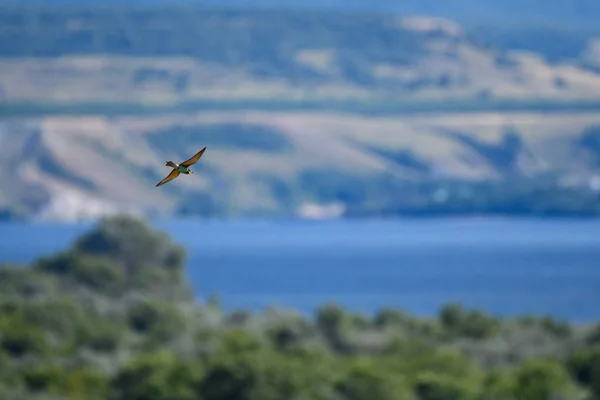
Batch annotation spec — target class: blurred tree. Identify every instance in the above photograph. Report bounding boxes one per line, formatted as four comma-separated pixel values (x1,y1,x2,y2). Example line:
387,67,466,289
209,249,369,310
198,357,257,400
0,266,56,299
440,303,464,331
585,324,600,346
335,359,414,400
316,303,351,353
111,351,200,400
35,252,125,294
17,298,93,349
539,316,572,338
460,310,501,339
250,353,334,400
481,369,517,400
23,363,108,399
567,346,600,398
372,307,411,328
266,316,311,351
200,329,338,400
439,303,500,339
126,299,186,344
73,215,186,277
414,372,476,400
512,359,572,400
0,316,48,358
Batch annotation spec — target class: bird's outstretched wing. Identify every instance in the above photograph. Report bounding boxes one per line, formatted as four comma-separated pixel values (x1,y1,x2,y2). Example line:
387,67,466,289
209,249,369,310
180,147,207,168
156,169,181,187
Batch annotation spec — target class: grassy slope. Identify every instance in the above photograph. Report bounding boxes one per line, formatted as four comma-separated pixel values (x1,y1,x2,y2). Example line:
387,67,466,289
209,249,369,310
2,110,600,220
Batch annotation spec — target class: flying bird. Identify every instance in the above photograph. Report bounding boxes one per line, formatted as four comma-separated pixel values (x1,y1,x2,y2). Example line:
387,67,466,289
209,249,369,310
155,147,207,187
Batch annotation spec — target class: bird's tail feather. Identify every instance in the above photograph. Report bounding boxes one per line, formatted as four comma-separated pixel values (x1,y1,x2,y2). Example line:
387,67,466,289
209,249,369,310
165,161,177,168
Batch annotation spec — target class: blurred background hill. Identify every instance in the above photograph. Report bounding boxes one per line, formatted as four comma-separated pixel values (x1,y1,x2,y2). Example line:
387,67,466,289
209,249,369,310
1,2,600,220
4,0,600,28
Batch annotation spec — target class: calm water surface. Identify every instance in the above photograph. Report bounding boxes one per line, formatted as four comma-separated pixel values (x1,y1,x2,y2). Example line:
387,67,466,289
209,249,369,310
0,218,599,322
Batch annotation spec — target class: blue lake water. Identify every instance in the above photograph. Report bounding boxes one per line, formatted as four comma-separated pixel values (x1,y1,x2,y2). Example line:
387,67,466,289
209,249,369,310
0,218,599,322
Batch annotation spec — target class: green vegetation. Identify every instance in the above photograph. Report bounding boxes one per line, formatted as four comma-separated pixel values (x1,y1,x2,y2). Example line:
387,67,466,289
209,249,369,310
0,215,598,399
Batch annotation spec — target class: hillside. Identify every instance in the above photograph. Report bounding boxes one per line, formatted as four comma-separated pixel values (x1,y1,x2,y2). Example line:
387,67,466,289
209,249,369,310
2,110,600,221
2,6,600,108
5,0,600,29
1,6,600,220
